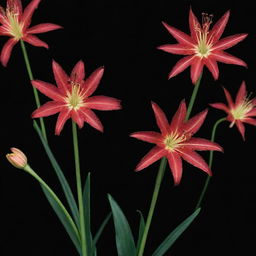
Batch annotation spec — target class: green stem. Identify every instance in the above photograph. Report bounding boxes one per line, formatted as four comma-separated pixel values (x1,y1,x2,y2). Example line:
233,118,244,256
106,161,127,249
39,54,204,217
195,117,226,210
20,40,47,142
72,121,87,256
137,74,203,256
23,164,80,241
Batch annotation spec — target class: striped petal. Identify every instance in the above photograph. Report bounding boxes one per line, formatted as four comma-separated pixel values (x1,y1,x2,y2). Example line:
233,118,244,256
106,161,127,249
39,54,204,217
52,60,69,91
85,96,121,110
182,138,223,152
209,103,229,114
55,109,71,135
223,87,234,109
204,57,219,80
189,8,201,41
247,108,256,117
235,120,245,140
23,34,48,48
22,0,41,28
235,81,246,106
151,102,169,136
242,118,256,126
166,152,183,185
130,131,163,145
169,100,187,132
135,146,166,171
79,108,103,132
7,0,22,17
0,38,17,66
213,34,248,51
211,51,247,67
71,60,85,83
190,57,203,84
27,23,62,34
32,101,64,118
158,44,194,55
71,110,84,129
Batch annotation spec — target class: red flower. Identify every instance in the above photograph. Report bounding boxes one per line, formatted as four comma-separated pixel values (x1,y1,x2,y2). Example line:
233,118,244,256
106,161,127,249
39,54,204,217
158,8,247,84
32,60,121,135
130,101,223,185
210,82,256,140
0,0,62,66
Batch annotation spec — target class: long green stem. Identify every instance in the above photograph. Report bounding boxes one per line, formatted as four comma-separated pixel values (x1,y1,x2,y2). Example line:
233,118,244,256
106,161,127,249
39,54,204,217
195,117,226,210
137,74,203,256
23,164,80,241
72,121,87,256
20,40,47,142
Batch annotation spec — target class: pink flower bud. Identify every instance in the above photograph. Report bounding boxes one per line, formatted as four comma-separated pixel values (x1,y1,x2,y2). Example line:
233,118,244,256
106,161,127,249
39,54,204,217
6,148,27,169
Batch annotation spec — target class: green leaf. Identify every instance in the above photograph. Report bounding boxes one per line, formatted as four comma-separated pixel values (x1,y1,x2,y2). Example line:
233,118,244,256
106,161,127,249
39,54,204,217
33,121,79,227
108,194,136,256
136,210,145,254
152,208,201,256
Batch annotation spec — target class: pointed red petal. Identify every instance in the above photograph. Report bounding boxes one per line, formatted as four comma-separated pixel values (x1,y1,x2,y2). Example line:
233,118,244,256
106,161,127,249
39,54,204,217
247,108,256,117
166,152,183,185
183,109,208,135
183,138,223,152
151,102,169,136
223,87,234,109
71,60,85,82
7,0,22,17
52,60,69,91
204,57,219,80
179,149,212,176
235,81,246,106
0,26,9,36
157,44,194,55
0,38,17,66
27,23,62,34
213,34,248,51
209,10,230,43
32,101,63,118
55,109,71,135
235,120,245,140
71,111,84,129
135,146,166,171
130,131,163,145
190,57,203,84
22,34,48,48
79,108,103,132
31,80,64,101
85,96,121,110
242,118,256,126
209,103,230,114
21,0,41,28
189,8,201,41
162,22,194,46
82,66,104,97
169,100,187,132
211,51,247,67
168,55,195,79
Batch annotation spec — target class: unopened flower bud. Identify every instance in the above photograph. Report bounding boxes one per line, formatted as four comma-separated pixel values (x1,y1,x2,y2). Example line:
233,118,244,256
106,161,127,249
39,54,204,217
6,148,27,169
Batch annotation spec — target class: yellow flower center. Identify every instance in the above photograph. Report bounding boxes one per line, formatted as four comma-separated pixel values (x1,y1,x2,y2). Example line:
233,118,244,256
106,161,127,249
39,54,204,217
66,82,85,110
164,132,188,152
7,7,23,39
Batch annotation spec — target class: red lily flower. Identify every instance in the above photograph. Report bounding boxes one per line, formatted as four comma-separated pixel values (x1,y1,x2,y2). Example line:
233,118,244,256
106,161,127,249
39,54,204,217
32,60,121,135
158,8,247,84
130,101,223,185
210,82,256,140
0,0,62,66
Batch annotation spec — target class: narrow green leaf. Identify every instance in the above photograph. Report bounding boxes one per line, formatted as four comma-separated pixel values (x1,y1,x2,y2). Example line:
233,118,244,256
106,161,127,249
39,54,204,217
33,121,79,227
136,210,145,254
108,194,136,256
152,208,201,256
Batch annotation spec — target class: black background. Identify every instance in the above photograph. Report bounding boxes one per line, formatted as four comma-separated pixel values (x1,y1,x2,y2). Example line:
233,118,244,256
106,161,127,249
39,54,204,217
1,0,256,255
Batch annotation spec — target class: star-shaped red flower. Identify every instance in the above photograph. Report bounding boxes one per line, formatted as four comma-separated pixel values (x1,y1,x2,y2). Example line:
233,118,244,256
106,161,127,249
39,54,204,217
0,0,62,66
130,101,223,185
32,60,121,135
158,8,247,84
210,82,256,140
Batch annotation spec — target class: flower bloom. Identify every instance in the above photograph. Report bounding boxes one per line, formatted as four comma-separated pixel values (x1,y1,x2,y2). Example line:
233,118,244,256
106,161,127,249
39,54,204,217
130,101,223,185
6,147,27,169
0,0,62,66
158,8,247,84
210,81,256,140
32,60,121,135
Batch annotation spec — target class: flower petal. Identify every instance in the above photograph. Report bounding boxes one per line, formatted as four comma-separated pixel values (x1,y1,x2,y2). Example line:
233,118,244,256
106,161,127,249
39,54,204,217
31,80,64,101
190,57,203,84
52,60,69,92
0,26,9,36
189,8,201,41
169,100,187,132
21,0,41,28
7,0,22,17
32,101,64,118
235,81,246,106
211,51,247,67
55,109,71,135
79,108,103,132
0,38,17,66
209,103,229,114
151,102,169,136
135,146,166,171
82,66,104,97
179,149,212,176
183,109,208,135
23,34,48,48
157,44,194,55
204,57,219,80
130,131,163,145
162,22,194,47
166,152,183,185
212,34,248,51
209,10,230,43
27,23,62,34
168,55,195,79
247,108,256,117
71,60,85,83
182,138,223,152
242,118,256,126
85,96,121,110
235,120,245,140
223,87,234,109
71,110,84,129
